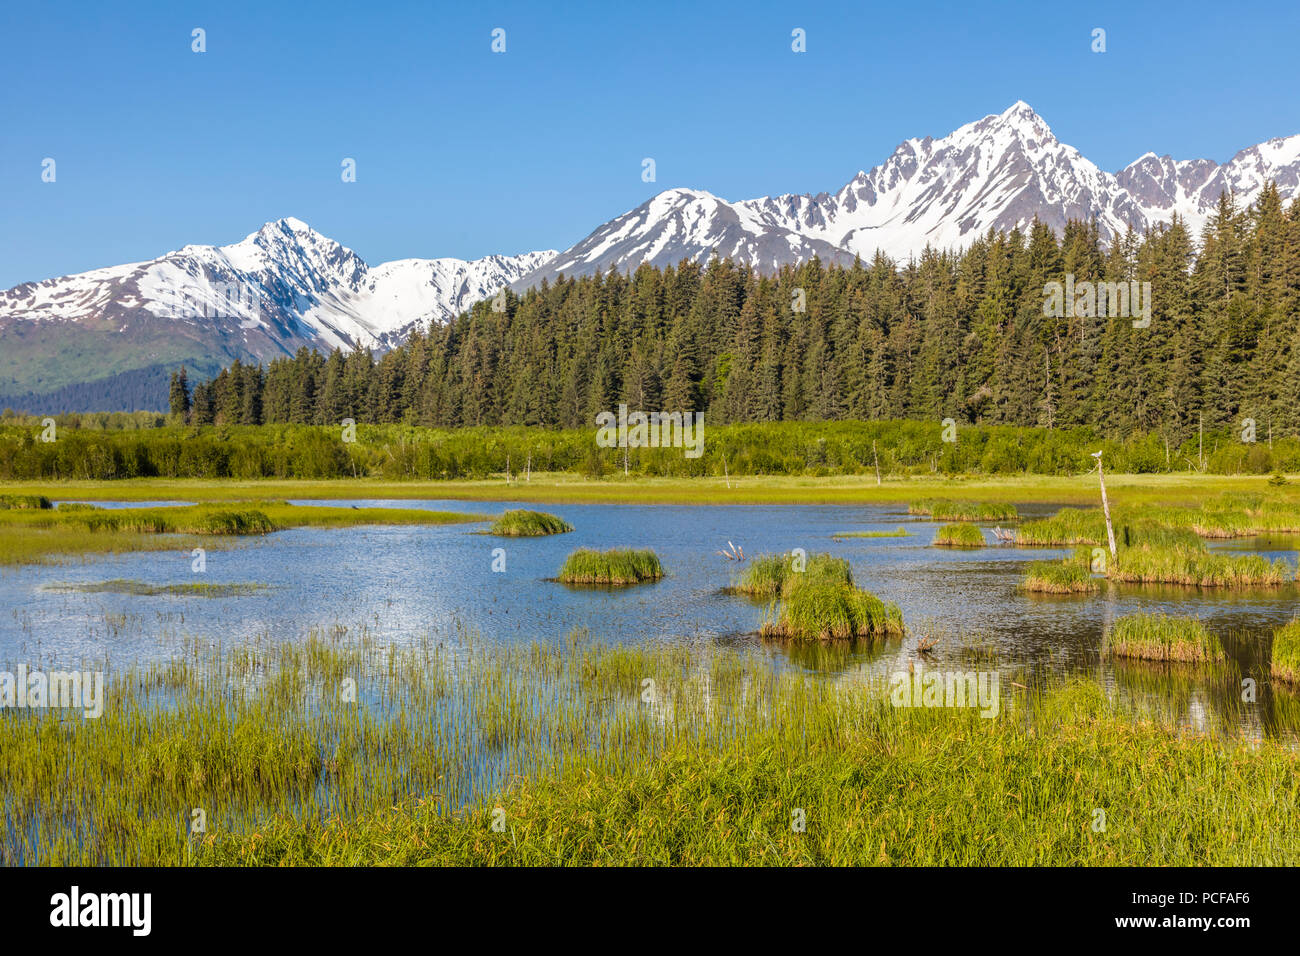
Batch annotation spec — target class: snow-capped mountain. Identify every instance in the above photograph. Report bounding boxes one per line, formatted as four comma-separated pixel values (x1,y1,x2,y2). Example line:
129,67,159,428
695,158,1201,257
4,101,1299,410
0,219,555,408
517,101,1300,287
2,218,555,353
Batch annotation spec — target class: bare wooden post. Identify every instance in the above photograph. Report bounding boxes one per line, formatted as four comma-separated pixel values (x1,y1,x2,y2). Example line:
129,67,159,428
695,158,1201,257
1092,450,1117,562
873,440,881,486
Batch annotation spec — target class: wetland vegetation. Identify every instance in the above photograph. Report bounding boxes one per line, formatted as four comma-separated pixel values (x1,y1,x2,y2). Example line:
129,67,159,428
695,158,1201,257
4,626,1297,866
556,548,665,586
487,509,573,536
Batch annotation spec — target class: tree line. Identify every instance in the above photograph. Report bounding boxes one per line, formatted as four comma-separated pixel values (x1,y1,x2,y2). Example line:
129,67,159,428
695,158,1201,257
170,185,1298,447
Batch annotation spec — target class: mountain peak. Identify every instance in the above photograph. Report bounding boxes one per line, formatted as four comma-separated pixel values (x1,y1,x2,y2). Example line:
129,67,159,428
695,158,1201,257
991,100,1051,135
259,216,317,238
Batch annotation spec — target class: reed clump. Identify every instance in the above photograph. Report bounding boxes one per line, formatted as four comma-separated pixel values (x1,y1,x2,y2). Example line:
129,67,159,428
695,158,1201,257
832,527,908,539
909,499,1017,522
1016,507,1107,546
932,523,985,548
1108,613,1226,664
488,510,573,536
732,552,852,597
760,575,903,641
1110,544,1290,588
557,548,664,585
1272,618,1300,684
1019,558,1098,593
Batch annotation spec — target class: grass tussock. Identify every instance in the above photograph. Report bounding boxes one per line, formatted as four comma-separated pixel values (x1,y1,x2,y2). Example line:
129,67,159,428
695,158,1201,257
1108,613,1226,664
557,548,664,585
732,552,852,597
832,527,908,539
932,523,985,548
1019,558,1099,593
1272,618,1300,684
487,509,573,536
909,499,1017,522
761,576,903,641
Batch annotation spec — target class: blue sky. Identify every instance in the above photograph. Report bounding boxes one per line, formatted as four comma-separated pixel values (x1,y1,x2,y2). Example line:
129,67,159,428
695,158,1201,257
2,0,1297,287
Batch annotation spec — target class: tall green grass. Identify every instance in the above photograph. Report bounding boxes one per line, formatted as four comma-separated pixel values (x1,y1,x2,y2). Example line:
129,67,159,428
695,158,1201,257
1108,613,1226,664
488,509,573,536
832,527,909,539
909,499,1018,521
1111,545,1291,588
1016,507,1107,546
557,548,664,585
932,523,985,548
5,629,1294,866
1273,618,1300,684
732,552,853,597
1019,558,1098,593
761,576,903,641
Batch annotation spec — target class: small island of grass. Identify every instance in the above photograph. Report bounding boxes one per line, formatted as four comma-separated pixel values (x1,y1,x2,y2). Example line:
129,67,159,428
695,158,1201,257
1108,613,1225,664
557,548,664,586
488,510,573,536
933,523,985,548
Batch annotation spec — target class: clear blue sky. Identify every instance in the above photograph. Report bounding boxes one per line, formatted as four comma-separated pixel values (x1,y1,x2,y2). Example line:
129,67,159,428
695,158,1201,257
2,0,1297,287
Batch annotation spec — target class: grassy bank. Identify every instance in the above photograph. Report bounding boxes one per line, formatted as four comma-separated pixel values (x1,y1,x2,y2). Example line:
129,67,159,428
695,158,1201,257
0,501,488,565
1,473,1294,507
909,499,1018,521
6,631,1298,866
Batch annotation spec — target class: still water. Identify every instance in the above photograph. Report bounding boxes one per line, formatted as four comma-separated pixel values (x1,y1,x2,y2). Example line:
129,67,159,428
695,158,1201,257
3,499,1299,735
